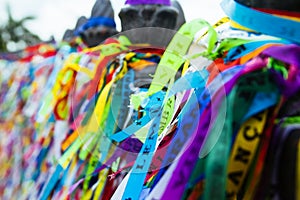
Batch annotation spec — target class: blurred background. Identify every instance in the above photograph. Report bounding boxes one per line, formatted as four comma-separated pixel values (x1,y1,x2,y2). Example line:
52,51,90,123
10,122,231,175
0,0,225,52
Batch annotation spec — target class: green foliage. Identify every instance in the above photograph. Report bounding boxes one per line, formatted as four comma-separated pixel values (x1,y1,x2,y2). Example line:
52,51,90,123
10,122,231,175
0,4,41,52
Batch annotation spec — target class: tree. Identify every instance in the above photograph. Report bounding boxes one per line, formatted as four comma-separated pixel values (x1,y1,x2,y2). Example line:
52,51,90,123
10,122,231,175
0,4,41,52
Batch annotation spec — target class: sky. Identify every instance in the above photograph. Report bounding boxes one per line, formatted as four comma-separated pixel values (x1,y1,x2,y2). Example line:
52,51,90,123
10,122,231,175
0,0,226,41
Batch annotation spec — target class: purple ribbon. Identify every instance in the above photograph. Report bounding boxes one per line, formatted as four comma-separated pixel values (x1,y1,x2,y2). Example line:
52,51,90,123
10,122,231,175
262,44,300,97
93,137,142,173
125,0,171,6
160,56,268,199
262,44,300,68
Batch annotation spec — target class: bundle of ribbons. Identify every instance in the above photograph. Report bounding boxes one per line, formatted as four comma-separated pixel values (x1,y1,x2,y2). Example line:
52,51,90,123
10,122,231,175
0,1,299,200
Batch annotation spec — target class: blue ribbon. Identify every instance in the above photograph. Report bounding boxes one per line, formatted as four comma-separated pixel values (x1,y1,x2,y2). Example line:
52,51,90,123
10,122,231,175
110,91,165,143
225,40,291,63
221,0,300,44
75,17,116,35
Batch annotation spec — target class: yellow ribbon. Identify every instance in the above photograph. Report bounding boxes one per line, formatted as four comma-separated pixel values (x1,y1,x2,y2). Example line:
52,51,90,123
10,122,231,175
226,110,268,198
